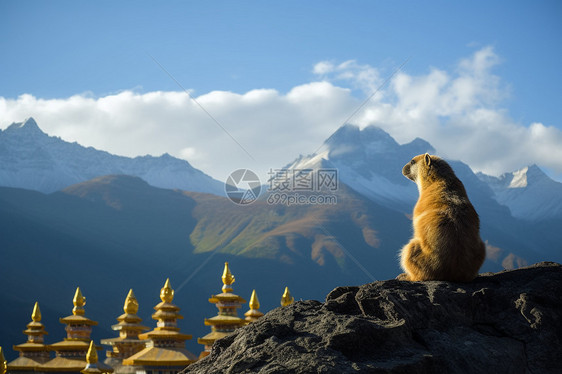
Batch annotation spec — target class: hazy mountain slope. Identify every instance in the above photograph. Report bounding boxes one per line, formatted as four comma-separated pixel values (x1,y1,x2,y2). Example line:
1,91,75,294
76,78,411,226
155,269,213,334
186,184,411,276
0,118,224,194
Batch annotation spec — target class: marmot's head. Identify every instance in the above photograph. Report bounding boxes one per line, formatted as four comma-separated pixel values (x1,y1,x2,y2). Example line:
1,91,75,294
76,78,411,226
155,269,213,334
403,153,431,183
403,153,457,188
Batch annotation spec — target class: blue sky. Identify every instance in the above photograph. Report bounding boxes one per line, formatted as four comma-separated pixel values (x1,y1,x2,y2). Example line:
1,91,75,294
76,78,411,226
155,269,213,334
1,1,561,181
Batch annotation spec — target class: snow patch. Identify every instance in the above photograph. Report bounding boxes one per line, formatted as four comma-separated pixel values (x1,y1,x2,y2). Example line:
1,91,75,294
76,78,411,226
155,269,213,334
508,166,528,188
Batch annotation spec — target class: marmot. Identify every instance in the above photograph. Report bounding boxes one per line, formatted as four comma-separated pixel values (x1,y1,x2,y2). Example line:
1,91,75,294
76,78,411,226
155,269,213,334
398,153,485,282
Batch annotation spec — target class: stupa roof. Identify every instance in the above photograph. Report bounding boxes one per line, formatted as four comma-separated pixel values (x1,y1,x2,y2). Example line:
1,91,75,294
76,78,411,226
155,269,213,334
122,347,197,367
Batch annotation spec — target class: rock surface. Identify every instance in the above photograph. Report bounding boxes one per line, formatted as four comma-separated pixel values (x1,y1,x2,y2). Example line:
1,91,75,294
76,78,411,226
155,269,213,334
184,262,562,374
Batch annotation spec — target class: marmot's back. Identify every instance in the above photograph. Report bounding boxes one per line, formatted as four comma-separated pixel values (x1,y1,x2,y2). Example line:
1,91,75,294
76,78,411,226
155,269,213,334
399,153,485,282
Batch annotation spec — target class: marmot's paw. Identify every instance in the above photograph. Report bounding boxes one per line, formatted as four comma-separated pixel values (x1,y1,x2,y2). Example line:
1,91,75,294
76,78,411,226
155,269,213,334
396,273,410,281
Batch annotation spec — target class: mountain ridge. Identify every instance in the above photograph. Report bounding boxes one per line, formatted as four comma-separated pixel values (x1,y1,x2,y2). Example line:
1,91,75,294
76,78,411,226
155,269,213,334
0,117,224,195
477,164,562,220
2,118,560,223
287,123,562,223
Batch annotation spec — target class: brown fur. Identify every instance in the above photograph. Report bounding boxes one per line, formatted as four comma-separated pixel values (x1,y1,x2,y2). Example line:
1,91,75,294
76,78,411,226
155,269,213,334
398,153,485,282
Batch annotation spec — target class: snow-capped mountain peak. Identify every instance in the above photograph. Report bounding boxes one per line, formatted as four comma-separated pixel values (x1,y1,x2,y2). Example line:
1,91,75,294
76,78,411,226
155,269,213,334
0,118,224,195
325,124,400,156
478,164,562,221
284,124,437,211
3,117,46,137
506,164,550,189
6,117,38,130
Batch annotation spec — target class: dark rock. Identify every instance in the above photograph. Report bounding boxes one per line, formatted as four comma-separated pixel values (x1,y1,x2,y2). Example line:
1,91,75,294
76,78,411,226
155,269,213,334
184,262,562,374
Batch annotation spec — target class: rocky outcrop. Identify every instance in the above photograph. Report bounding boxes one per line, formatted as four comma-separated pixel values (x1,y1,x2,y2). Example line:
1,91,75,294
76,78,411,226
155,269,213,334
184,262,562,374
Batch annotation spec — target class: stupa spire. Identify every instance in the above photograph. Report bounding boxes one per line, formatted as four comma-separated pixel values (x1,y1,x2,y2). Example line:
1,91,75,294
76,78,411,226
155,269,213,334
221,262,235,293
123,289,139,315
249,289,260,310
81,341,105,374
160,278,174,303
86,341,98,364
281,287,294,306
32,302,42,322
73,287,86,316
244,290,264,323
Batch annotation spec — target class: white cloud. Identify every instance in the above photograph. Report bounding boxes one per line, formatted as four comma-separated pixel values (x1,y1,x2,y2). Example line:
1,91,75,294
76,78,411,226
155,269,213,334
348,47,562,178
312,61,335,75
1,46,561,182
0,85,358,183
313,59,382,93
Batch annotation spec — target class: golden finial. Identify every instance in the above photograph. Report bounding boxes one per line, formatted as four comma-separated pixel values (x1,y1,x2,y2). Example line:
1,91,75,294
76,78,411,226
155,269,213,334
244,289,264,323
32,301,42,322
85,341,98,364
73,287,86,316
0,346,7,374
123,289,139,314
221,262,235,292
281,287,294,307
249,290,260,310
160,278,174,303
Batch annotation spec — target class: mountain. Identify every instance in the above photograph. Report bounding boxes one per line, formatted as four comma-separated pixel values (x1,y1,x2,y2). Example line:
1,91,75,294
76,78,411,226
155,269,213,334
0,118,224,195
285,124,435,211
477,165,562,221
287,124,562,225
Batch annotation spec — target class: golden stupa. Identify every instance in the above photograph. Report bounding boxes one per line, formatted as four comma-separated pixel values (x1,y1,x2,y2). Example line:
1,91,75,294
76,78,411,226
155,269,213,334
244,290,264,323
280,287,294,306
122,279,197,370
7,302,51,372
197,262,247,358
101,290,148,373
40,288,112,373
81,341,111,374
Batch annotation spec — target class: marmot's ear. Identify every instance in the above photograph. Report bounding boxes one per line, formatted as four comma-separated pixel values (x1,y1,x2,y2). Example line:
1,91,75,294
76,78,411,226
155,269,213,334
424,153,431,166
